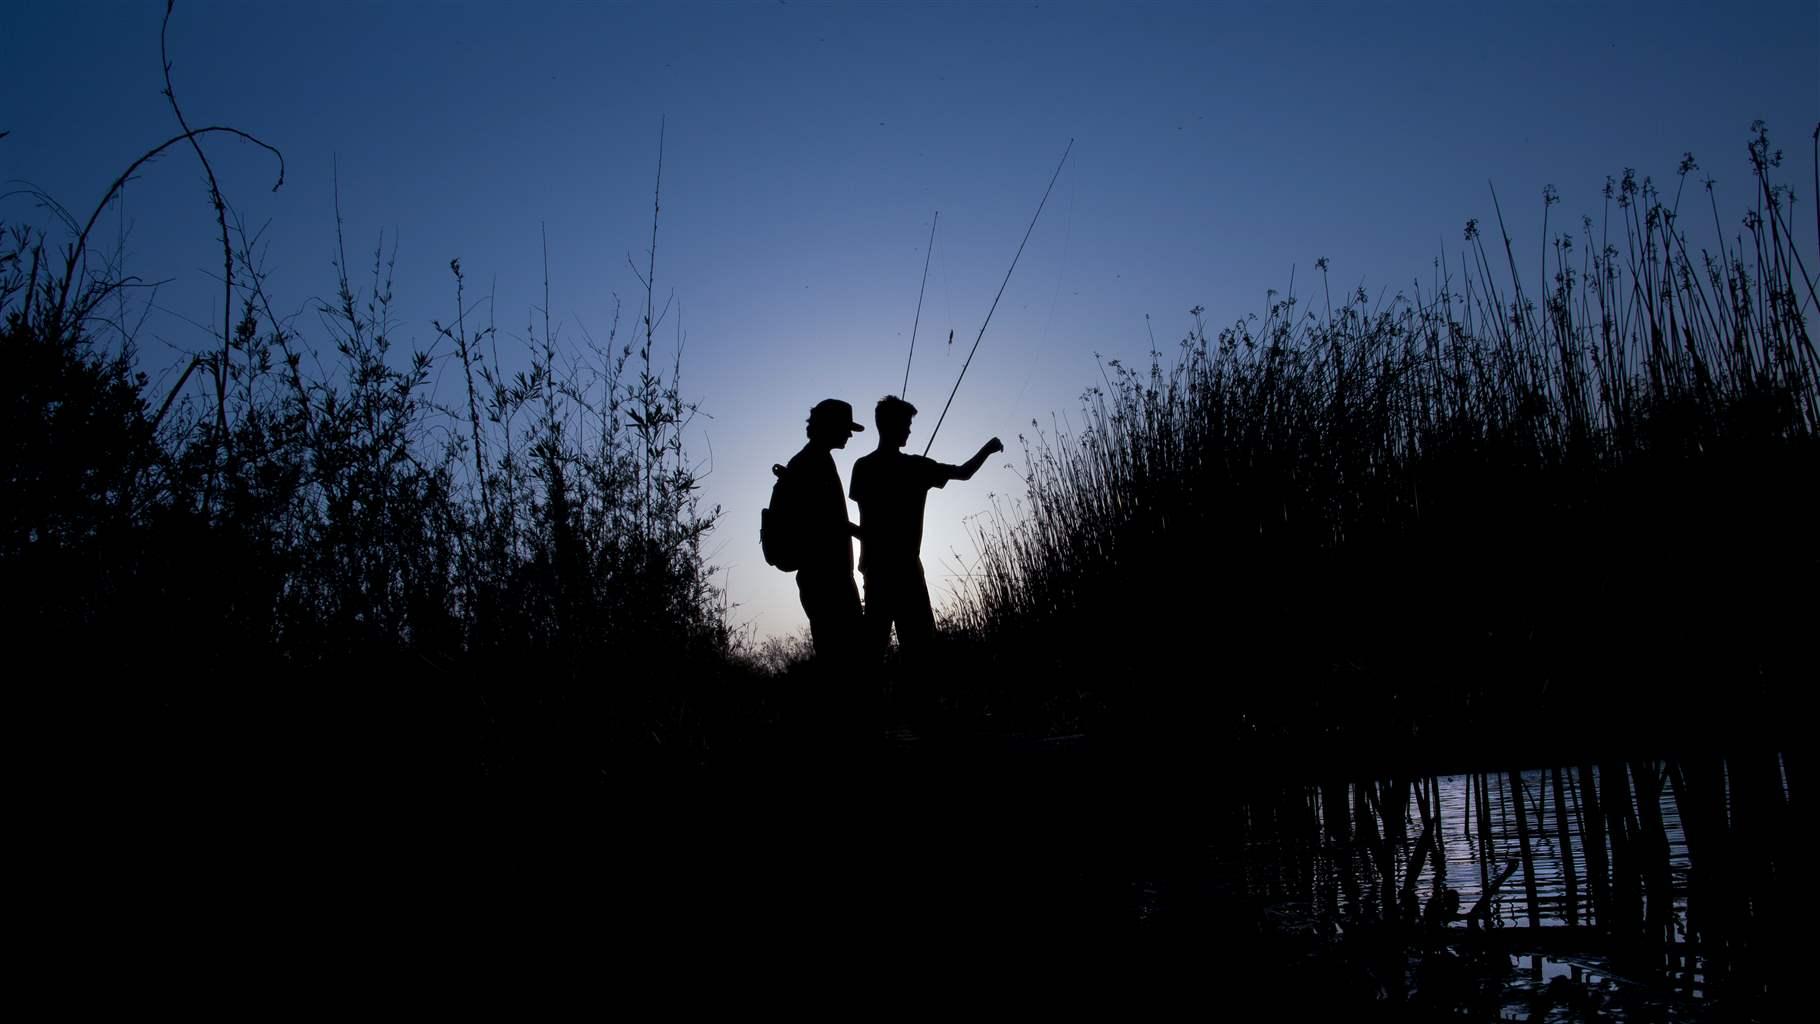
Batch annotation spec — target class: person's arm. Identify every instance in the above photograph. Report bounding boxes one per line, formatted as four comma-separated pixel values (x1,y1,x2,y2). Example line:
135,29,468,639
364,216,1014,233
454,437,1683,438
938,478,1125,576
846,463,865,539
946,437,1005,481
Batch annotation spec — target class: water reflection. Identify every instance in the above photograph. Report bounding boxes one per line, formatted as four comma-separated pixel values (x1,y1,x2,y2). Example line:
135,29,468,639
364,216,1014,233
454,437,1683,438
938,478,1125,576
1236,753,1791,1017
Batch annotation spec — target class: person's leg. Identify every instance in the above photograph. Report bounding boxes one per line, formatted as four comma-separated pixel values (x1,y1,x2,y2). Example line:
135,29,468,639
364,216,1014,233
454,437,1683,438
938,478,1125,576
862,570,903,728
797,569,864,744
789,571,831,747
829,571,863,669
896,562,937,657
796,570,835,659
865,564,922,728
860,571,894,665
891,564,940,731
823,571,866,742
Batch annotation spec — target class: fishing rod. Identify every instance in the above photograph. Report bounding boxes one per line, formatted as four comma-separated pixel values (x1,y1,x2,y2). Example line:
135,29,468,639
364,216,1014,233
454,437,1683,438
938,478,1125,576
902,211,939,399
921,138,1074,457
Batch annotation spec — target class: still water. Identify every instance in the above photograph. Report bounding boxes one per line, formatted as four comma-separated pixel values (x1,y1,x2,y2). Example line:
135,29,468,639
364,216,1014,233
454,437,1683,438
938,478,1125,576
1226,755,1792,1017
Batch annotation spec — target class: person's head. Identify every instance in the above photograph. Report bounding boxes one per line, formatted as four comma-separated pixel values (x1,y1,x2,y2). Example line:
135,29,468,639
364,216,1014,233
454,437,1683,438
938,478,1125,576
806,398,864,449
875,395,916,448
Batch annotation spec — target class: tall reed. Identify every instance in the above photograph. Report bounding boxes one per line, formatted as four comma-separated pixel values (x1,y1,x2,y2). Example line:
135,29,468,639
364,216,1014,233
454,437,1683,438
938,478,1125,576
951,124,1816,760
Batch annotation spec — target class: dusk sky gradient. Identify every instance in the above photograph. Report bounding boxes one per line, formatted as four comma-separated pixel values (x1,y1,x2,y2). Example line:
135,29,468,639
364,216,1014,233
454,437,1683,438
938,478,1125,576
6,1,1815,641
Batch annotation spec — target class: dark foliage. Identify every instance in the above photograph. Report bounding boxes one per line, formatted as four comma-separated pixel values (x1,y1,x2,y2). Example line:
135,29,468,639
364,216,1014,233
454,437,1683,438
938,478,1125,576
948,126,1817,768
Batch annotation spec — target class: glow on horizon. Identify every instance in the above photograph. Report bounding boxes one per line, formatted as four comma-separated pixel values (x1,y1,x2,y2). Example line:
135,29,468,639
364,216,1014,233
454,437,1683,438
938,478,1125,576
5,1,1814,642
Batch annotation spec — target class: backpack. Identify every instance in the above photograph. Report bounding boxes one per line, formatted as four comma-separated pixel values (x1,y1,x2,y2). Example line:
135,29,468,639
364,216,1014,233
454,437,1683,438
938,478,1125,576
760,463,801,572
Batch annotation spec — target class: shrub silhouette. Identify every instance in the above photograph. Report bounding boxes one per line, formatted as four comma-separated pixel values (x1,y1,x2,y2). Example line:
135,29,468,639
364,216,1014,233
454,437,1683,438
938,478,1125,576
947,126,1817,765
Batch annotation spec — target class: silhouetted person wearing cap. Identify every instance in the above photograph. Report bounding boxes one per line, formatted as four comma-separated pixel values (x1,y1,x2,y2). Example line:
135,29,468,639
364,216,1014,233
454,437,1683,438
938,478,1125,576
787,399,867,666
850,395,1003,664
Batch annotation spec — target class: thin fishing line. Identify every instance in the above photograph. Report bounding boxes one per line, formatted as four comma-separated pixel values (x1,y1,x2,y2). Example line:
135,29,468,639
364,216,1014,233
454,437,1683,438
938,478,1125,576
924,138,1075,456
903,211,939,399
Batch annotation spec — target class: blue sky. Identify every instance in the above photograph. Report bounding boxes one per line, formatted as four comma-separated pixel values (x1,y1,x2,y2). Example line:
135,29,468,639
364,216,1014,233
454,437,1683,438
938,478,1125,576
5,1,1815,641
